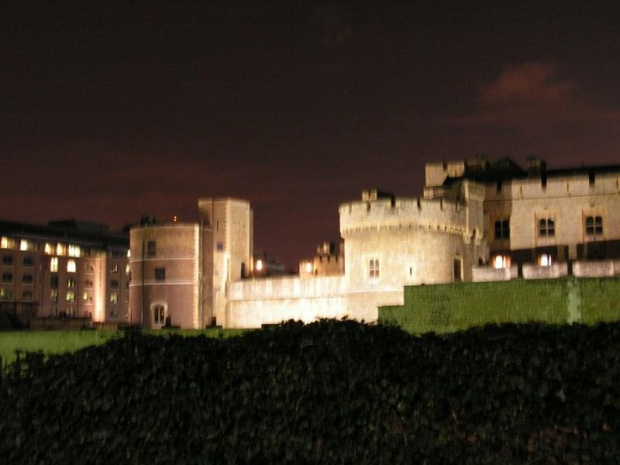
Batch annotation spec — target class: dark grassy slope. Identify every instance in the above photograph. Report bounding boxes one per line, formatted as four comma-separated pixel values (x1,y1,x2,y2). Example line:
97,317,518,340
1,320,619,464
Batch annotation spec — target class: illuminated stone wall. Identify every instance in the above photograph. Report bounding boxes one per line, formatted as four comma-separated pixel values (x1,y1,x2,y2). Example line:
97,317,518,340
336,182,488,323
198,198,253,328
224,183,489,328
425,161,467,188
227,276,346,328
484,171,620,262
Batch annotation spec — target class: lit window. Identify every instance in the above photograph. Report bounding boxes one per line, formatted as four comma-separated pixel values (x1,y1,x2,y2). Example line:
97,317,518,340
56,243,66,256
111,264,119,273
22,274,33,284
0,289,13,300
494,220,510,240
256,260,264,272
44,243,54,254
585,216,603,235
2,255,13,266
538,218,555,237
82,291,92,303
153,305,165,324
50,257,59,272
20,240,31,251
2,273,13,283
50,289,58,302
147,241,156,258
67,278,77,288
155,268,165,281
1,237,16,249
22,291,33,301
369,259,380,279
127,249,131,258
67,260,76,273
66,291,76,303
23,257,34,267
539,254,552,267
110,292,118,304
304,262,312,273
125,264,131,275
493,255,510,269
68,245,81,257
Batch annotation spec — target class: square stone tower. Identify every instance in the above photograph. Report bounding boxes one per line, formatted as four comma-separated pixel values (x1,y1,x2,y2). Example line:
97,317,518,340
198,198,253,327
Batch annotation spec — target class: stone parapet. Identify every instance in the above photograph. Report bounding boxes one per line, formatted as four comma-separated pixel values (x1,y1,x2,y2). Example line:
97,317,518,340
573,260,620,277
228,276,346,301
522,263,568,280
339,197,469,237
472,265,518,282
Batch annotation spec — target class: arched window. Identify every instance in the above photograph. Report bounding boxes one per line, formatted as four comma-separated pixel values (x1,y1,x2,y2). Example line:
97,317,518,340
493,255,510,269
539,254,552,267
67,259,76,273
153,305,166,325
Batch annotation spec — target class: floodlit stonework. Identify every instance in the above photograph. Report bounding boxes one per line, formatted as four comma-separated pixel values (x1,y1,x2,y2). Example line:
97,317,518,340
130,181,488,328
128,157,620,330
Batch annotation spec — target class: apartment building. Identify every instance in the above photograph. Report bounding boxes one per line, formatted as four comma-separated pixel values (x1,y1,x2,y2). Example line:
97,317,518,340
0,220,129,324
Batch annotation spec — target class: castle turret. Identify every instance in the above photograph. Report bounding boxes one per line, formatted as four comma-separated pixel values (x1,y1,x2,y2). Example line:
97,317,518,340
129,222,200,329
198,198,252,328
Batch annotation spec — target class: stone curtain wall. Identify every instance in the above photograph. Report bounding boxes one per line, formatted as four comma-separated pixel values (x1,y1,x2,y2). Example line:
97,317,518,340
227,276,348,328
379,277,620,334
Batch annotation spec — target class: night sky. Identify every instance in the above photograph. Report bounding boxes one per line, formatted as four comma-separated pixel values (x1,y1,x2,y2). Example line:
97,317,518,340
2,1,619,268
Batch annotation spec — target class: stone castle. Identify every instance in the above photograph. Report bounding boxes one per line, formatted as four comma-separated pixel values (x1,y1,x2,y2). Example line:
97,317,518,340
128,157,620,329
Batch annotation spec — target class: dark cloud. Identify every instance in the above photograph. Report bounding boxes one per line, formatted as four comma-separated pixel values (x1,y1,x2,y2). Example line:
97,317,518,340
463,62,620,125
480,62,576,111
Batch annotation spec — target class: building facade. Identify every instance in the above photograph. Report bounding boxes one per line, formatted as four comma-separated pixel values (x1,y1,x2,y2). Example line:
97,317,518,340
426,158,620,281
0,220,129,325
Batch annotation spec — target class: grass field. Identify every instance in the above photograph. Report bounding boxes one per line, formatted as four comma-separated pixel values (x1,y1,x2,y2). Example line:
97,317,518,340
0,328,249,368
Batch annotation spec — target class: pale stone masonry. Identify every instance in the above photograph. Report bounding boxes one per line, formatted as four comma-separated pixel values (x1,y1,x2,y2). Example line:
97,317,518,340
128,157,620,330
131,180,487,328
427,157,620,278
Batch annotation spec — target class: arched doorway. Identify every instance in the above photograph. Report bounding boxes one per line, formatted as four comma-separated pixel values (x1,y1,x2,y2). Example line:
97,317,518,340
151,302,167,328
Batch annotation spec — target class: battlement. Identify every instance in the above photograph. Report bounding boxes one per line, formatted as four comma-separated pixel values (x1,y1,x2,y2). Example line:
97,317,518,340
339,196,471,236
